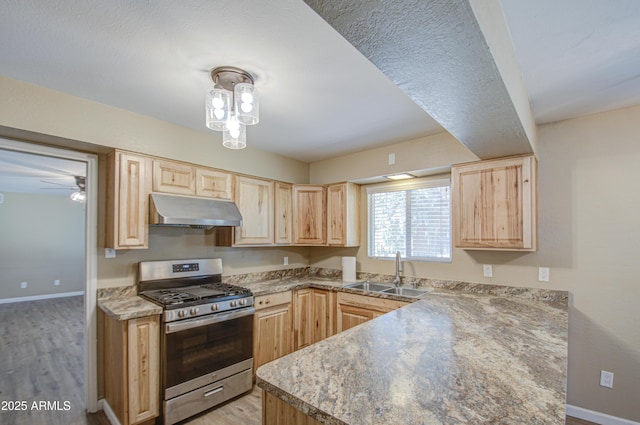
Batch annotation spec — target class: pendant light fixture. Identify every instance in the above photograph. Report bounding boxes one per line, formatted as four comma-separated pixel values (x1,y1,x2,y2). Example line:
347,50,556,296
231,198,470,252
205,66,259,149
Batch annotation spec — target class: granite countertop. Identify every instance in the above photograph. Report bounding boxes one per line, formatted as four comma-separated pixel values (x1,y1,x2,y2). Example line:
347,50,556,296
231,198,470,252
257,291,568,425
98,296,162,320
94,276,346,321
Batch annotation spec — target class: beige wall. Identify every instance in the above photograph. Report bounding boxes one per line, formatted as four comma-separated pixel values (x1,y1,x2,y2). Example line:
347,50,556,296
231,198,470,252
2,74,638,421
0,75,309,184
0,192,85,299
0,75,313,288
97,227,310,288
309,105,640,422
310,131,478,184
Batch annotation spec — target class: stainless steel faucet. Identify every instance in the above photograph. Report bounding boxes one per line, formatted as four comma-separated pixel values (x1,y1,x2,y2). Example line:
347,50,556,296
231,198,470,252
392,251,403,286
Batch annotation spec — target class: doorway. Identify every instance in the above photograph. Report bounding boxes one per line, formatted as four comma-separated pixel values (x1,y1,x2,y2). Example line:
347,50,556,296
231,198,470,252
0,138,98,421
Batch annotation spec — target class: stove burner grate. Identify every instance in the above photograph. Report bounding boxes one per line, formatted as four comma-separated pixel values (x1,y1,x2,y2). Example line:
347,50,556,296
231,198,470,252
153,290,200,305
200,282,252,296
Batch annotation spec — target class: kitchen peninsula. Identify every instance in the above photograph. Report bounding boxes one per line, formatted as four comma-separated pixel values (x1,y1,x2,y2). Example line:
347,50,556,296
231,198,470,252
257,290,568,425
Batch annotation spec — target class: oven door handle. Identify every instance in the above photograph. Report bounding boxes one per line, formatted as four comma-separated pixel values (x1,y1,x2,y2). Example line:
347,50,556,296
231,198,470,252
165,307,255,334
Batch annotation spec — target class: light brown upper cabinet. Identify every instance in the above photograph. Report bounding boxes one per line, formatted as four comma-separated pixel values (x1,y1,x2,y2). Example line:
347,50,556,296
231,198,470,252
106,150,152,249
452,154,537,251
326,182,361,247
195,168,233,200
293,185,326,245
274,182,293,244
234,175,274,245
152,159,196,195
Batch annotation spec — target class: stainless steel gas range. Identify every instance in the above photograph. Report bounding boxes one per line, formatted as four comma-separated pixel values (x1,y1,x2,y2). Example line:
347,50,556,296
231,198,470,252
138,258,254,425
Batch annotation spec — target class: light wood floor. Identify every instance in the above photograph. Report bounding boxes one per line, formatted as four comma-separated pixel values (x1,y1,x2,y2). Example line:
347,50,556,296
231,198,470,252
0,296,598,425
0,296,110,425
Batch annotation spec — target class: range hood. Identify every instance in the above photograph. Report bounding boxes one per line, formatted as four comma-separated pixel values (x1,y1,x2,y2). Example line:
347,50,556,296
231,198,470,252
149,193,242,228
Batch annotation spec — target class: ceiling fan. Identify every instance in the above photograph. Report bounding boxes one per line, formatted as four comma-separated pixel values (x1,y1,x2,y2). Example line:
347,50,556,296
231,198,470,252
40,175,87,202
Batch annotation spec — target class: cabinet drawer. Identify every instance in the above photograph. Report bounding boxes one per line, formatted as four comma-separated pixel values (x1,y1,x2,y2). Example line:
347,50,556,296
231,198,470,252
255,291,292,309
337,292,408,314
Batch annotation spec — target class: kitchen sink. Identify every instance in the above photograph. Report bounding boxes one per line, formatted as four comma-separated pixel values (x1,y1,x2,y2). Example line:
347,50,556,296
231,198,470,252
343,282,394,292
380,287,429,298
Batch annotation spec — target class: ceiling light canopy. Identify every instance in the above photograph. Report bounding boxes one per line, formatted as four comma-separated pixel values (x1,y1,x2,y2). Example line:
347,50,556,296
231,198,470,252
205,66,259,149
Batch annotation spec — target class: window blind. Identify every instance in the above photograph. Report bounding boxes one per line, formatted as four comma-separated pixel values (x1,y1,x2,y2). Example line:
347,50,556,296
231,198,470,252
367,177,451,262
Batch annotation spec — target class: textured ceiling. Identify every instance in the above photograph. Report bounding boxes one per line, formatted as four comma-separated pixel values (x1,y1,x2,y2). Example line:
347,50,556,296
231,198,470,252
1,0,639,193
0,0,442,163
303,0,536,159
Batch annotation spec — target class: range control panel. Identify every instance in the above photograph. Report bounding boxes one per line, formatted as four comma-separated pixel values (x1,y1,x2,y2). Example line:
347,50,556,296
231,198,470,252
173,263,200,273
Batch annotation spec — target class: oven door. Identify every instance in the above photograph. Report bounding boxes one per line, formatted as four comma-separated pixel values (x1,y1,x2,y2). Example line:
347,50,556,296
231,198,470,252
163,307,254,400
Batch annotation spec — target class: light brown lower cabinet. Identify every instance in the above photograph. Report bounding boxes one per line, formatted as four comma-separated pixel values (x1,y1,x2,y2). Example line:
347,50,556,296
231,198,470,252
103,313,160,425
253,291,293,377
336,292,408,332
262,390,322,425
293,288,334,351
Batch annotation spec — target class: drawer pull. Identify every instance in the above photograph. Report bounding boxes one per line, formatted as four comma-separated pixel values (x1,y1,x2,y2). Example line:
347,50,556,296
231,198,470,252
204,386,224,397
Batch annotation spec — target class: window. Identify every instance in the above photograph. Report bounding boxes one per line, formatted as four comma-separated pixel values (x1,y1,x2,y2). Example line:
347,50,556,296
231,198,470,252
367,177,451,262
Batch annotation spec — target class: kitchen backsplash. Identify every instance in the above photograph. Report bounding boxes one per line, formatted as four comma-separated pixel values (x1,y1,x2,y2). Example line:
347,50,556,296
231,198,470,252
98,266,568,305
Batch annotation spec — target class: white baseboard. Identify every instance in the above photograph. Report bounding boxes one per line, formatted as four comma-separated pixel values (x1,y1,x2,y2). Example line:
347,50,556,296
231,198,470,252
101,399,122,425
567,404,640,425
0,291,85,304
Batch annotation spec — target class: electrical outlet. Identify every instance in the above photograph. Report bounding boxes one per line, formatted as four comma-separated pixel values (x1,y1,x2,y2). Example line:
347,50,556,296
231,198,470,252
538,267,550,282
600,370,614,388
20,281,28,289
483,264,493,277
54,279,61,286
283,256,289,266
0,193,4,204
105,248,116,258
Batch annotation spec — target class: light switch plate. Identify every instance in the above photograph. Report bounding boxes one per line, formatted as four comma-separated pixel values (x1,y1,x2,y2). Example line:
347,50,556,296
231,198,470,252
388,153,395,165
105,248,116,258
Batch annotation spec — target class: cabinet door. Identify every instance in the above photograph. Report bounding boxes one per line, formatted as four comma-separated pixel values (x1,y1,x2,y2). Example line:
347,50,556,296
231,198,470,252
234,176,274,245
336,304,373,332
294,289,334,350
336,292,407,333
253,302,293,373
103,312,160,425
311,289,334,342
274,182,293,244
128,316,160,425
293,185,326,244
326,183,360,247
107,151,151,249
293,289,313,350
263,390,323,425
195,168,233,200
452,154,537,250
152,159,196,195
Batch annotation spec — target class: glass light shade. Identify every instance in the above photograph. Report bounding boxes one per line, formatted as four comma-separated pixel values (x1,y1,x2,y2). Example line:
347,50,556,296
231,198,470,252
234,83,259,125
70,191,86,203
205,88,232,131
222,119,247,149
